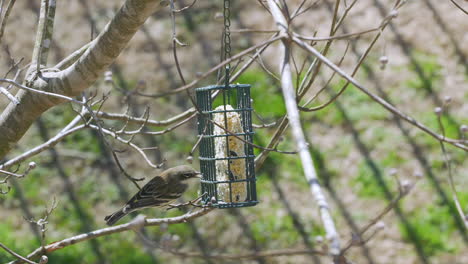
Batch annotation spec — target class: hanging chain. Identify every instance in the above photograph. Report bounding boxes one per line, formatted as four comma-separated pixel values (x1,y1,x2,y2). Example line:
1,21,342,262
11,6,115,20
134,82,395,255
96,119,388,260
223,0,232,70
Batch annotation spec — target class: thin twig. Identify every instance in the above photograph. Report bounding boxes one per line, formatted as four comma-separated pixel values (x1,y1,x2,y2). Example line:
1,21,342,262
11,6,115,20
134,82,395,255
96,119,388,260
9,207,215,264
173,0,197,12
341,178,418,253
0,78,83,105
207,118,296,155
293,26,381,41
135,35,282,98
0,115,84,170
31,0,49,73
292,37,468,151
436,111,468,229
0,242,38,264
0,86,18,104
299,42,350,111
449,0,468,15
0,0,16,44
164,247,326,260
54,41,93,70
94,108,196,127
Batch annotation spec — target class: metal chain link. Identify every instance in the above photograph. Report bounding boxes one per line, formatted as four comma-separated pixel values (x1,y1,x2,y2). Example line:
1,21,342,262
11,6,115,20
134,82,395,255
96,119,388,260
223,0,232,67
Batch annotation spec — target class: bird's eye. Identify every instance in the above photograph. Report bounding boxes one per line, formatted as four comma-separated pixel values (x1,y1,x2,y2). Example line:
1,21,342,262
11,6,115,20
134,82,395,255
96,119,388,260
183,173,192,178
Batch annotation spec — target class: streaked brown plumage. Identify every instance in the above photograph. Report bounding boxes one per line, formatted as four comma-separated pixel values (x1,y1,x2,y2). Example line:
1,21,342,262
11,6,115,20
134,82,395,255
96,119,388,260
104,165,201,226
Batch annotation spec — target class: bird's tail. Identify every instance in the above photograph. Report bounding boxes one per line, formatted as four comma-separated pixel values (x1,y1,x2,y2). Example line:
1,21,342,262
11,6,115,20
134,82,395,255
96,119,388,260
104,209,127,226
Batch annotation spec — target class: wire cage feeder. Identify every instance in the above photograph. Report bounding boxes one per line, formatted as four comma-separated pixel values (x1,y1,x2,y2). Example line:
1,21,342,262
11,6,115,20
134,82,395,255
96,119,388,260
196,83,258,208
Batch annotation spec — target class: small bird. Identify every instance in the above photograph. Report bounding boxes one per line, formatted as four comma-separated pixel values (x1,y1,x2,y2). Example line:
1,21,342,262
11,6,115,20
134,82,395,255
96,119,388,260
104,165,202,226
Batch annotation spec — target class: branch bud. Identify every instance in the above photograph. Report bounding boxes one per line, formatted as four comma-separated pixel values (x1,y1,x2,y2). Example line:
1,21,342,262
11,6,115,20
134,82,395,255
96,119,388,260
444,96,452,104
460,125,468,133
400,179,413,194
39,255,48,264
314,236,324,244
379,56,389,70
375,221,386,230
104,71,113,83
28,161,37,170
413,170,423,178
388,10,398,18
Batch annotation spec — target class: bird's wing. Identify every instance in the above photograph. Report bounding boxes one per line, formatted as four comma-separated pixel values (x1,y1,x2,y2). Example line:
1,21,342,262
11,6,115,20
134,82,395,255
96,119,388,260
125,176,174,209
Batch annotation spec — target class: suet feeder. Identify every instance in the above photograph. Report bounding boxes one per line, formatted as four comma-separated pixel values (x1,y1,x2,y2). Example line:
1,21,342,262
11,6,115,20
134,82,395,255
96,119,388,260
196,82,258,208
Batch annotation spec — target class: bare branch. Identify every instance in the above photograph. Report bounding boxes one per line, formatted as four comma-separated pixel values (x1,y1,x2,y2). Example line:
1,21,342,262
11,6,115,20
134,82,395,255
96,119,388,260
341,177,419,253
0,0,16,44
165,247,326,260
87,124,163,169
294,26,381,42
436,109,468,229
40,0,57,65
254,116,289,170
0,86,18,104
173,0,197,12
299,42,350,112
292,37,468,151
54,41,93,70
0,0,173,159
208,118,296,155
30,0,49,73
267,0,341,256
449,0,468,15
0,79,82,104
230,28,278,34
10,207,215,264
136,35,282,98
0,115,84,170
0,242,38,264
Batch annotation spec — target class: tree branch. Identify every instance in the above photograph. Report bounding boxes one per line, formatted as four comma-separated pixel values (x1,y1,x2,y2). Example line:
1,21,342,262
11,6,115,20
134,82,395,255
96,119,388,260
165,247,325,260
292,36,467,151
94,108,196,127
267,0,341,256
9,207,215,264
0,242,38,264
0,0,171,159
0,115,84,170
0,0,16,45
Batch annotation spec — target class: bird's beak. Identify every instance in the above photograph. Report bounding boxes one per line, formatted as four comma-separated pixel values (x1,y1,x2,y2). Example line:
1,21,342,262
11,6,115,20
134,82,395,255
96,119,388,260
195,171,203,178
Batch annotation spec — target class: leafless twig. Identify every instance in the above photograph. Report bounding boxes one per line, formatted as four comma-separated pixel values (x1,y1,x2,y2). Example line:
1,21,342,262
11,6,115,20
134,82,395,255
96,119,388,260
135,35,282,98
0,116,84,170
0,242,39,264
164,247,326,260
0,0,16,44
449,0,468,15
173,0,197,12
268,0,341,256
435,107,468,229
292,37,468,151
0,162,37,193
341,176,419,253
9,207,215,264
0,86,18,104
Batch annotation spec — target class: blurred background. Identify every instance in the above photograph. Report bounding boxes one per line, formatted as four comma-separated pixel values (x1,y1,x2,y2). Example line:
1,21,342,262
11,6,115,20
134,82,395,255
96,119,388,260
0,0,467,263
